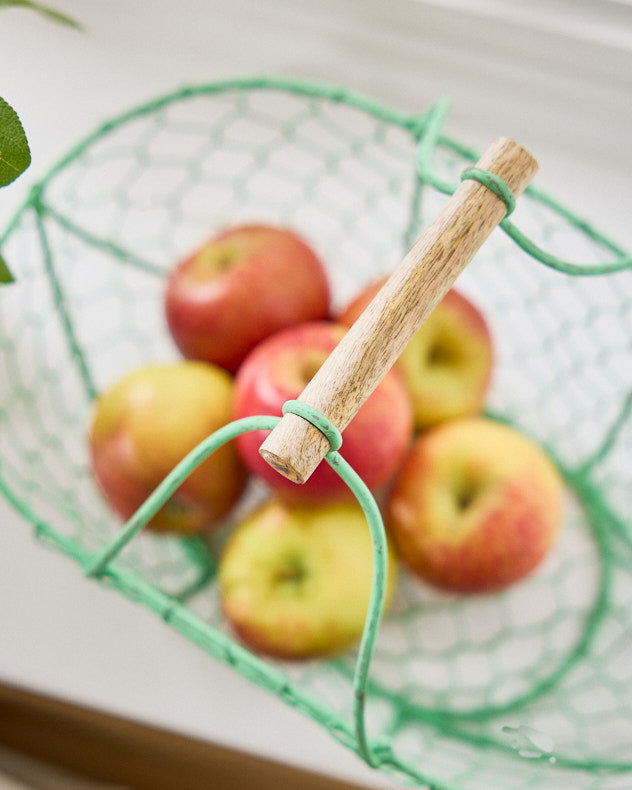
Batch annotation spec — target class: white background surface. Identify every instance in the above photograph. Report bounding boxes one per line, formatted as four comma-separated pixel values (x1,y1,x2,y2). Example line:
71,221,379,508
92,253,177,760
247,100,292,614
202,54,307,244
1,1,631,787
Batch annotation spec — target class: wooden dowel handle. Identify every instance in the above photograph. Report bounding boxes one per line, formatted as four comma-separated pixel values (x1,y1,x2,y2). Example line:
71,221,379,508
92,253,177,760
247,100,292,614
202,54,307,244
259,137,538,484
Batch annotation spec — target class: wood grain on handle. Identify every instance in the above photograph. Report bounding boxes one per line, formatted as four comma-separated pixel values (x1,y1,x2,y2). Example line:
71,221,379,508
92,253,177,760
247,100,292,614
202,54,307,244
259,137,539,484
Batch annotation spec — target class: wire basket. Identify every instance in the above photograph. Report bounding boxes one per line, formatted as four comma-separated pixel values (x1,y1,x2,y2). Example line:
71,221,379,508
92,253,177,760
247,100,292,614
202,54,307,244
1,77,632,789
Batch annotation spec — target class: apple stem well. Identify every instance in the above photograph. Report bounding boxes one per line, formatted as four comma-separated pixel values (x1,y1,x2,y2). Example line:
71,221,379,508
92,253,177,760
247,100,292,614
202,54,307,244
455,479,481,511
427,337,460,366
199,242,243,272
259,137,539,485
274,555,308,587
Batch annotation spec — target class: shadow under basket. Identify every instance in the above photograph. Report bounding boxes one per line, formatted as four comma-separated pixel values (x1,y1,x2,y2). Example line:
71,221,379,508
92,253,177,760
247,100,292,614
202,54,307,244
1,78,632,790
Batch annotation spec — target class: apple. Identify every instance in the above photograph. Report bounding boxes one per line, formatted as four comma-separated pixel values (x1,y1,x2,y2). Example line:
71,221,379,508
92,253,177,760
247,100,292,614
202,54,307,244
164,223,331,374
88,360,247,534
338,278,494,430
219,498,399,659
384,417,564,593
233,320,414,503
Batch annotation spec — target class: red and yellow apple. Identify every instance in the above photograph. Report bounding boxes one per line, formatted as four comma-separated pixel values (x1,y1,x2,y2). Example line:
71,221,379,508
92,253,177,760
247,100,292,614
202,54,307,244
233,320,414,502
339,279,493,429
88,360,247,534
385,417,564,593
164,223,331,374
219,498,399,659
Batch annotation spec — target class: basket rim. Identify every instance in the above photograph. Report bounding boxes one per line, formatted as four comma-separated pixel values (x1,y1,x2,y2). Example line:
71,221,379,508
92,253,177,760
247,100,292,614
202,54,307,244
2,74,631,275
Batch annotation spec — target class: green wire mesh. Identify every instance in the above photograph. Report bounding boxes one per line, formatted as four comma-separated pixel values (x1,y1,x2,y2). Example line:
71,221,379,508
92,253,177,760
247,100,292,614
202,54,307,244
1,77,632,789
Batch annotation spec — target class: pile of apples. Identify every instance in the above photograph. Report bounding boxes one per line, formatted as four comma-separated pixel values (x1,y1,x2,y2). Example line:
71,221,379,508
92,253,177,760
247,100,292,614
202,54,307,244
88,223,564,660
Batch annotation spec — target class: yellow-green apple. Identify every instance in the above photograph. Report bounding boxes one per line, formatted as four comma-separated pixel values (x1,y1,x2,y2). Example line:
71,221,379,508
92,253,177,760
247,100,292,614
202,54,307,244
165,223,331,374
339,278,493,430
88,360,247,534
233,320,414,502
385,417,564,593
219,498,399,659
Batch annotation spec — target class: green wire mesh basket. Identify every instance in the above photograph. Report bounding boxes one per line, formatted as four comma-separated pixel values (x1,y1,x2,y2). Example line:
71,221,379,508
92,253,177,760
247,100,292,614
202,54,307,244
2,77,632,789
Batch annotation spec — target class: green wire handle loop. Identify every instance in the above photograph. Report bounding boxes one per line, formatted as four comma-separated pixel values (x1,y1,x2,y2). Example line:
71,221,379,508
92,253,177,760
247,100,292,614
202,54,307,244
282,399,343,452
414,96,632,275
460,166,516,218
83,406,390,769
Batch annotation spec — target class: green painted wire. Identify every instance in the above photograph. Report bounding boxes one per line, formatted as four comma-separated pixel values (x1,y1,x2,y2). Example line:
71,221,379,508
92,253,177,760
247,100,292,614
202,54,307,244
460,167,516,217
2,76,632,787
416,144,632,275
72,404,629,773
282,399,343,451
83,409,391,769
3,76,631,277
81,396,622,772
83,416,281,577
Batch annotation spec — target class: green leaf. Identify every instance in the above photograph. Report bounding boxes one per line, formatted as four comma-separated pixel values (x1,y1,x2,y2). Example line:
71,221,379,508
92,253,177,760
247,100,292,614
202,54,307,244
0,0,81,28
0,96,31,188
0,249,15,284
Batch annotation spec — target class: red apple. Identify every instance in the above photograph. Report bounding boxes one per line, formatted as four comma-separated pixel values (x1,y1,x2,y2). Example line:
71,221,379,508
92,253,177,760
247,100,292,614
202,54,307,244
88,360,247,534
219,498,399,659
164,223,331,374
234,320,414,503
339,278,494,430
385,417,564,593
